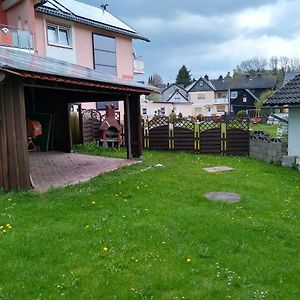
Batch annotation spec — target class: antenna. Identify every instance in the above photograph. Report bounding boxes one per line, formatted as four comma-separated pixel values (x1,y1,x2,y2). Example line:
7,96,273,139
100,3,109,11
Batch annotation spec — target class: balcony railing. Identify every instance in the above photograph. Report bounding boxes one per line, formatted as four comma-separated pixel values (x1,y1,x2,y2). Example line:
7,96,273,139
133,56,144,74
214,97,229,104
0,24,34,51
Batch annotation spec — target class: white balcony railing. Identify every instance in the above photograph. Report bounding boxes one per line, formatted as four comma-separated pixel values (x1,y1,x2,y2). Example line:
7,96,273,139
0,24,34,51
133,56,144,74
214,97,229,104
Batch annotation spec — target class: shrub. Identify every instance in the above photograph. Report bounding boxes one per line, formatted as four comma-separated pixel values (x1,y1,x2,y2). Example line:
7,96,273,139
237,110,248,118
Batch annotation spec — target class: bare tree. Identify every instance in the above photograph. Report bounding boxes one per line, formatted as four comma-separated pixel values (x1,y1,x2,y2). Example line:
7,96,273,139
236,57,267,74
269,56,279,72
279,56,290,72
148,73,163,87
290,57,300,71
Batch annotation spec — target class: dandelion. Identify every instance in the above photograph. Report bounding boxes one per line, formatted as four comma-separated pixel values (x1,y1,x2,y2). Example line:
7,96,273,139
103,247,108,252
186,258,192,263
91,201,96,204
161,241,166,244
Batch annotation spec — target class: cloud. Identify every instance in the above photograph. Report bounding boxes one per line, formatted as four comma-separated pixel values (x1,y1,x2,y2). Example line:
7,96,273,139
80,0,300,82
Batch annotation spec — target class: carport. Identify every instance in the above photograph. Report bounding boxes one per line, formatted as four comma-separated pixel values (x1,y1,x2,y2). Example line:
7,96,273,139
0,48,153,192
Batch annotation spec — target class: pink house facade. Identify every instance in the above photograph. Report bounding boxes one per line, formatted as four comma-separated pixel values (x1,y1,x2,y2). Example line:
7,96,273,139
0,0,148,119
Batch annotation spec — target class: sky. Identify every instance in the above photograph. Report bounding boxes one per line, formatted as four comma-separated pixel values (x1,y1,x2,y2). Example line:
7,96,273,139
80,0,300,83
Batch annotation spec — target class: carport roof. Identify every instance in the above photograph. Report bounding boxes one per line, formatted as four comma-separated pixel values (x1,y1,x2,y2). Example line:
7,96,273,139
0,48,155,94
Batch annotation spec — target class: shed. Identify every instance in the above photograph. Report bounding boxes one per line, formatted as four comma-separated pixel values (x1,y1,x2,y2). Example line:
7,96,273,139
0,48,154,192
264,74,300,157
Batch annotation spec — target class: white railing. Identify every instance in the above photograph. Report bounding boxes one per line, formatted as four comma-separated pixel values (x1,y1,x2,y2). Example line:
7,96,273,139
0,24,34,51
133,56,144,74
214,97,229,104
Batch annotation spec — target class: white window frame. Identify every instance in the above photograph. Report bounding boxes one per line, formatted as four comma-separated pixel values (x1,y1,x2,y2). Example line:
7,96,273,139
231,91,238,99
142,108,147,115
47,23,72,47
197,93,205,100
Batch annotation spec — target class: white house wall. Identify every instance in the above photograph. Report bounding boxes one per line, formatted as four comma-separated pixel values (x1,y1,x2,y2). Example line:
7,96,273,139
288,108,300,156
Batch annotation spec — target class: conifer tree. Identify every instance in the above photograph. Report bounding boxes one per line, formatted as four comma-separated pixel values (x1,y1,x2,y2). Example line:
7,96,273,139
175,65,192,87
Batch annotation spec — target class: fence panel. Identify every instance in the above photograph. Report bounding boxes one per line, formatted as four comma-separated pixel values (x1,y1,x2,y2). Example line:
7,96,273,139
82,109,101,144
226,121,249,155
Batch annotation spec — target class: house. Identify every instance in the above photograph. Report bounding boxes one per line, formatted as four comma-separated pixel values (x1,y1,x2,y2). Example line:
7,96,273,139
264,74,300,158
141,83,191,119
0,0,148,119
0,1,153,191
228,74,277,114
188,76,216,117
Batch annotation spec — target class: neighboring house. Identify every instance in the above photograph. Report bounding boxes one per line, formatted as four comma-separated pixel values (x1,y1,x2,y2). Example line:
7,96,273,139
264,74,300,158
228,74,277,114
0,0,148,120
161,84,188,102
210,75,230,115
283,71,300,85
189,76,216,116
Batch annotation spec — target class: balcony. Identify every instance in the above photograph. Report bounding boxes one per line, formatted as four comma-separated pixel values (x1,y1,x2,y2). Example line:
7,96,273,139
133,56,144,74
214,97,229,104
0,25,34,52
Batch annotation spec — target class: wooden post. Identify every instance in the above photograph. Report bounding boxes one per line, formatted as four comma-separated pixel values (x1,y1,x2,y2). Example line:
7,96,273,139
0,75,31,191
124,94,142,159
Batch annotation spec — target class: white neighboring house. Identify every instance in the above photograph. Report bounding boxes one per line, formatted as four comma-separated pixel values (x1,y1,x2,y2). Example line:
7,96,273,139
141,84,192,118
264,74,300,158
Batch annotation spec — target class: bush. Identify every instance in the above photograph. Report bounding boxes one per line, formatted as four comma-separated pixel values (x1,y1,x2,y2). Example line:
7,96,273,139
236,110,248,118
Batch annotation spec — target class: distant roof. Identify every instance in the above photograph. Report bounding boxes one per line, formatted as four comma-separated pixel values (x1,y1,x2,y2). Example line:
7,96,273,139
228,75,276,90
35,0,150,42
283,71,300,85
210,78,230,90
0,48,154,94
264,74,300,107
189,77,215,92
185,80,197,91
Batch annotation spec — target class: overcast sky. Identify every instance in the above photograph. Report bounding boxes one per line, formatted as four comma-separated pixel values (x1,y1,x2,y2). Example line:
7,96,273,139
81,0,300,83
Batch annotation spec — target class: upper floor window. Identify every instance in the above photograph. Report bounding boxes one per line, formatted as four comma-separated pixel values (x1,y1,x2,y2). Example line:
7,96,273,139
47,24,71,47
93,33,117,76
197,93,205,99
231,91,238,99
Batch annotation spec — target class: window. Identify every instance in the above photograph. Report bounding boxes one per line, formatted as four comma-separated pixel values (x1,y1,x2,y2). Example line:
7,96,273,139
243,96,247,103
216,105,225,112
93,33,117,75
199,80,203,86
231,91,238,99
47,24,71,47
197,93,205,99
142,108,147,115
161,108,166,115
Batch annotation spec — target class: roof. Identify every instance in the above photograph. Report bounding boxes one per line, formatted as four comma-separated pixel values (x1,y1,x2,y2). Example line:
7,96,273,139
189,77,216,92
283,71,300,85
35,0,150,42
264,74,300,107
210,78,231,91
0,48,155,94
167,89,189,103
228,75,276,90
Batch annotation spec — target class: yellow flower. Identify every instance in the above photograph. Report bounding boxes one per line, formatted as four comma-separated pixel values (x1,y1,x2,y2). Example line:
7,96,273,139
103,247,108,252
187,258,192,263
91,201,96,204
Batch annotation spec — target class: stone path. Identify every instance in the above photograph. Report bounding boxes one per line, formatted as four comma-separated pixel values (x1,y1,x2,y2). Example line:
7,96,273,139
29,152,138,192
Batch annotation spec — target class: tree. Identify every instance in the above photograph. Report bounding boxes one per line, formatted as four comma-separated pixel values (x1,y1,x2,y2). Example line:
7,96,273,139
255,90,274,110
175,65,192,87
148,73,163,87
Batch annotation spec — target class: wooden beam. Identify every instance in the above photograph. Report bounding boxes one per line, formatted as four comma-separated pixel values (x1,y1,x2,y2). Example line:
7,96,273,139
124,94,143,159
0,72,6,83
2,0,22,11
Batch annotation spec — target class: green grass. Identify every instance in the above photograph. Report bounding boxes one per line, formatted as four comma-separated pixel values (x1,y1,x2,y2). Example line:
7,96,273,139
1,150,300,299
251,124,281,138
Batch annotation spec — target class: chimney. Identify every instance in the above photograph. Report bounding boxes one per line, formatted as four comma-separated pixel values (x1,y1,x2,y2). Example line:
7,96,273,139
204,74,209,80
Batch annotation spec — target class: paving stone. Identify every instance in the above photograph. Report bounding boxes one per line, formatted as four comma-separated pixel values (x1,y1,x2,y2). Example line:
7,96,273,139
29,152,138,192
204,192,240,203
203,166,235,173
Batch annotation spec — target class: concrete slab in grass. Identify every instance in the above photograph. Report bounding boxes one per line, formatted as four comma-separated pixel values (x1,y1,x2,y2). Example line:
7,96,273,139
203,166,235,173
204,192,240,203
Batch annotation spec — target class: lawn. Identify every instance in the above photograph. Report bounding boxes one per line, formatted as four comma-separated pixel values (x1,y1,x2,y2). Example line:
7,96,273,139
250,123,281,138
1,150,300,299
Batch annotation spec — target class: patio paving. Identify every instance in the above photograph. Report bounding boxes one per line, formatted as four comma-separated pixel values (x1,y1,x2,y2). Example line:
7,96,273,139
29,152,138,192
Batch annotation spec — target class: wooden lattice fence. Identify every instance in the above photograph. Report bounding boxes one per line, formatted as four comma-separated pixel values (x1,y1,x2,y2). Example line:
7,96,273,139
144,117,249,155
